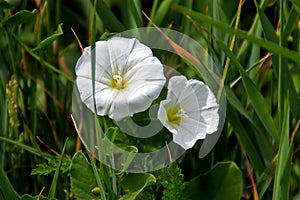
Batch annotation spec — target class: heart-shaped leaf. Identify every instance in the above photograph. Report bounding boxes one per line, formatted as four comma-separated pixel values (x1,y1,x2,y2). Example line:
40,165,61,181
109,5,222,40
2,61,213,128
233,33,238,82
185,162,243,200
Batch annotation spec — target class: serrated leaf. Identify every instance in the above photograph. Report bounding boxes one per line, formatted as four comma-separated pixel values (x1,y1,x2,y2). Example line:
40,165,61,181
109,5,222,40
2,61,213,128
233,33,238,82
33,24,63,52
31,157,71,176
1,9,37,26
70,151,100,200
156,163,187,200
120,173,156,200
185,162,243,200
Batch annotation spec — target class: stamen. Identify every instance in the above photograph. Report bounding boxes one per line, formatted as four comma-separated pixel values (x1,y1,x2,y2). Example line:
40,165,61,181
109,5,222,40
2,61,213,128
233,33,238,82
167,107,185,125
111,71,127,89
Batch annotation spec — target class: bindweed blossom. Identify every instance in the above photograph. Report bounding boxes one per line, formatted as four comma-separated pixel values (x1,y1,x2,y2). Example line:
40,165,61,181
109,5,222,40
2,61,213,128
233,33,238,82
158,75,219,150
75,37,166,120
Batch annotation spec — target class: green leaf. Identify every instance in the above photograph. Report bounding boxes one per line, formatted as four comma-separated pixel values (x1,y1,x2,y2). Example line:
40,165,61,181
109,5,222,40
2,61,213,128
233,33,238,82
185,162,243,200
1,9,37,26
120,173,156,200
0,168,18,200
33,24,63,52
70,151,100,200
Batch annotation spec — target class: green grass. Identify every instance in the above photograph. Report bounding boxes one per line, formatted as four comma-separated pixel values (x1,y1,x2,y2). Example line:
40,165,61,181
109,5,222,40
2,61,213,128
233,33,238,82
0,0,299,199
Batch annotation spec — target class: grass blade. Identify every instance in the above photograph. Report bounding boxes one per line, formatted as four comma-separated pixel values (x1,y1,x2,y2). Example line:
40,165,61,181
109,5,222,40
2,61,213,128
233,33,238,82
272,96,292,200
227,104,265,173
0,136,53,159
128,0,143,28
48,138,69,198
226,87,274,164
92,0,125,32
152,0,173,26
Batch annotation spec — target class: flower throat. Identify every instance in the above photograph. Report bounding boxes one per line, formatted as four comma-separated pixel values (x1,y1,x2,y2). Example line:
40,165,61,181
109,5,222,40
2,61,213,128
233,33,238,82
111,71,127,90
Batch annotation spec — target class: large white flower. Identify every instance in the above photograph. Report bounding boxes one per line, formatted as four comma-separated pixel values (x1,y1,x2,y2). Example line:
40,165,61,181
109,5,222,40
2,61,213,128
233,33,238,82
158,75,219,150
75,37,166,120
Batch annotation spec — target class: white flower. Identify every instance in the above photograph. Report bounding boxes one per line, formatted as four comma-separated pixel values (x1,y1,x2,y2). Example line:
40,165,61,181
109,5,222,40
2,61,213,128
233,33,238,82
157,75,219,150
75,37,166,120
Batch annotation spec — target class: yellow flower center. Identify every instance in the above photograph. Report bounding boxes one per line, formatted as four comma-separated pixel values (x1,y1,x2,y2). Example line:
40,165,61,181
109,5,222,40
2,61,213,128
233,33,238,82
111,71,127,90
167,107,184,125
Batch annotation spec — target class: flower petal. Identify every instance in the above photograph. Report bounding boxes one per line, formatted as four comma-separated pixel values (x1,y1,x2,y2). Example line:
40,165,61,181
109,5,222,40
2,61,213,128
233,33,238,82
173,117,206,150
75,41,112,83
187,79,219,134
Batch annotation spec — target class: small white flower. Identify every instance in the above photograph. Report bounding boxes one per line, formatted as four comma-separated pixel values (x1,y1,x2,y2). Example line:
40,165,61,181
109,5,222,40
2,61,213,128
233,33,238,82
158,75,219,150
75,37,166,119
